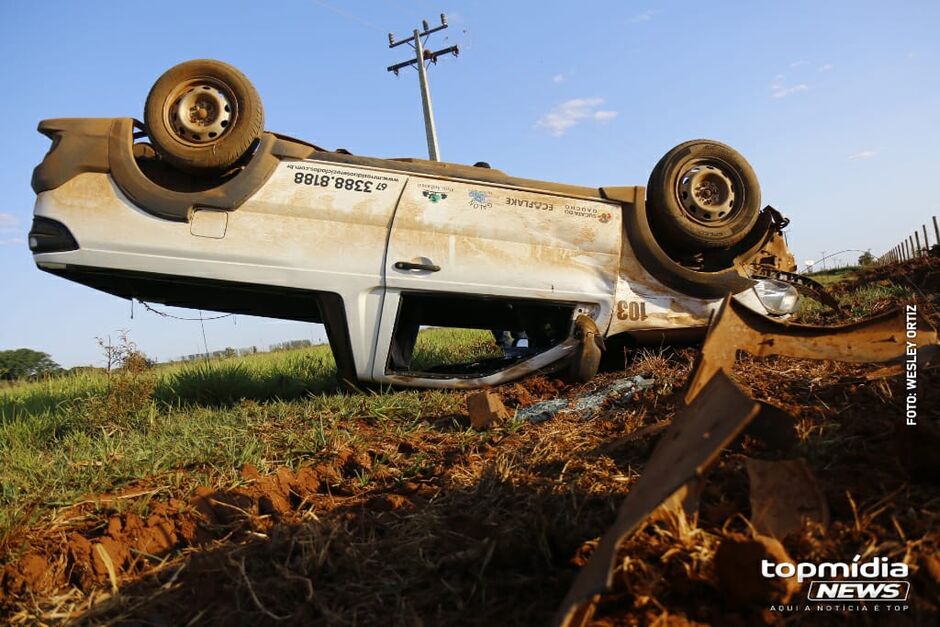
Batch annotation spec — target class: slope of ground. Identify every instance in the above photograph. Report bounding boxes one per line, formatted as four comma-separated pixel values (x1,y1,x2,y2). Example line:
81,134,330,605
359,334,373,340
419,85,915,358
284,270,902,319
1,261,938,625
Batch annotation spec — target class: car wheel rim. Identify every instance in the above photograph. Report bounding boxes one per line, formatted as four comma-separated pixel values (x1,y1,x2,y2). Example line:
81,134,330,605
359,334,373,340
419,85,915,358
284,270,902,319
165,79,236,145
675,160,739,225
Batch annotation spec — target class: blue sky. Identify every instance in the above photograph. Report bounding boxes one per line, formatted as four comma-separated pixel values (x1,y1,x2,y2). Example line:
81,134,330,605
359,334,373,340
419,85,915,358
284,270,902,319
1,0,938,367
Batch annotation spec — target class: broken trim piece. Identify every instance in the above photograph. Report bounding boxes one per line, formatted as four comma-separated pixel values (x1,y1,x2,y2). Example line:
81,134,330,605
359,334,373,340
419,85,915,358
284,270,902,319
382,338,579,389
749,265,840,310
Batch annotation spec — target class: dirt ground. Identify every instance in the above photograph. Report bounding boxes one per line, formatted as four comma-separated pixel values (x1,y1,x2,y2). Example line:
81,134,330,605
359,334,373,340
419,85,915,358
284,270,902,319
2,257,938,626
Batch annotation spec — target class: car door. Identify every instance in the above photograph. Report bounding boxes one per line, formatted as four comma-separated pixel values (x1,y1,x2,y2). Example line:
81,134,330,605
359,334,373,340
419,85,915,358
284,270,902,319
231,160,408,380
372,175,622,382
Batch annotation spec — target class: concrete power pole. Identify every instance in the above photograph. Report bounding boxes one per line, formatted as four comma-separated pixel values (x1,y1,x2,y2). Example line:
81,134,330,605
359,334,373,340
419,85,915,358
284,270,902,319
387,14,459,162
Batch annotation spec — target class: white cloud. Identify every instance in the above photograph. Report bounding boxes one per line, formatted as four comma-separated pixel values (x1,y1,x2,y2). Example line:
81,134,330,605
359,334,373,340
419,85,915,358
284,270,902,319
848,150,878,160
552,73,565,84
631,9,659,23
770,75,809,99
818,63,833,72
535,98,617,136
0,212,18,232
789,60,808,68
771,84,808,98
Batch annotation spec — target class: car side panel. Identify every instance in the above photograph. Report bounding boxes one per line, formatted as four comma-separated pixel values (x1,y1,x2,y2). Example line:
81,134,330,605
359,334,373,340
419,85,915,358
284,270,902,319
33,162,408,379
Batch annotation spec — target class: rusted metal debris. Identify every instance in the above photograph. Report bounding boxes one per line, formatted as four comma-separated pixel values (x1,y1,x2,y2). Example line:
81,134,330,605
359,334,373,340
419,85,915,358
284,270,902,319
554,370,761,627
685,296,939,404
745,458,829,539
864,343,940,380
555,298,940,626
748,223,797,272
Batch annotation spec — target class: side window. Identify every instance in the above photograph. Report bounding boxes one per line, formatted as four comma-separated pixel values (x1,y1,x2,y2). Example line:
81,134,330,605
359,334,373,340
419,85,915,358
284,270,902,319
387,292,574,377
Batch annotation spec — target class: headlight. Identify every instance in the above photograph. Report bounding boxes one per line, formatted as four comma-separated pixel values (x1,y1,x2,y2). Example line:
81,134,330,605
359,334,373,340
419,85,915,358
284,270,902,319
752,279,801,315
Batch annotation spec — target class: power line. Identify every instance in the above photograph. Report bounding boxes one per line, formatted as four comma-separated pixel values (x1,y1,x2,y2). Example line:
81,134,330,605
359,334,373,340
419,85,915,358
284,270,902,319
310,0,383,31
198,310,210,363
387,14,459,161
137,299,234,321
380,0,413,19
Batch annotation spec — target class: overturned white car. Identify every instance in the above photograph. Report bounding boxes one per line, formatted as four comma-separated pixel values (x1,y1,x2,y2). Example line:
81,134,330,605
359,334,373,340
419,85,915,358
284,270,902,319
28,60,799,388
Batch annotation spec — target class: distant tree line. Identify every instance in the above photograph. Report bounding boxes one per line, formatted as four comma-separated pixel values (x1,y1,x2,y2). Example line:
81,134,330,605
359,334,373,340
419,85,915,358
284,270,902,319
1,336,325,379
0,348,63,381
174,339,318,362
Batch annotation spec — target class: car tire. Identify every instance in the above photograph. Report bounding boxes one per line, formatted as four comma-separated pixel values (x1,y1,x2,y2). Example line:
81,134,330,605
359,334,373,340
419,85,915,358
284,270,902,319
144,59,264,173
647,140,761,250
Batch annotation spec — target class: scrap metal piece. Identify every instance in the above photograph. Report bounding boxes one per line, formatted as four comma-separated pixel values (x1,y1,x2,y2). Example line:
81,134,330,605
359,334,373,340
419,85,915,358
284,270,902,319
864,343,940,380
516,375,654,423
555,370,760,627
685,296,939,404
745,458,829,539
747,224,796,272
749,264,841,310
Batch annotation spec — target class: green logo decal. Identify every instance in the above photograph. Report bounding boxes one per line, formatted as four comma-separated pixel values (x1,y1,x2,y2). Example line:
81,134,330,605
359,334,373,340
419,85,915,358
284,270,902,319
422,190,448,203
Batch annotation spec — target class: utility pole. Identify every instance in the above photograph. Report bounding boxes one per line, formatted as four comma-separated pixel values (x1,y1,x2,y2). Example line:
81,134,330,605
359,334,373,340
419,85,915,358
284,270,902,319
387,14,459,161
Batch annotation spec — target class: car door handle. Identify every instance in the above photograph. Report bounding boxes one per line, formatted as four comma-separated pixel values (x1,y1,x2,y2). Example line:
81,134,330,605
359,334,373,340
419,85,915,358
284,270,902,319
394,261,441,272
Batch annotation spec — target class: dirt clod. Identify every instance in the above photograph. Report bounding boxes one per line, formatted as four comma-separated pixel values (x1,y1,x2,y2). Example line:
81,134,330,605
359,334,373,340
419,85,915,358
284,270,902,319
467,390,511,430
1,554,52,597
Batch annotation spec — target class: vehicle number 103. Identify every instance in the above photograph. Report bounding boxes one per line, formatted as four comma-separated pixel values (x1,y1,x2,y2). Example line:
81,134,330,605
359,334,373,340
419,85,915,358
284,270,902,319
292,172,388,193
616,300,648,321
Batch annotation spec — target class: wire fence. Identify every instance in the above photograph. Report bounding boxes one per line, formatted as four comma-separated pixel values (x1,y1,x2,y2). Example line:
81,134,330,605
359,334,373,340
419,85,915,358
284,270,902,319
877,215,939,265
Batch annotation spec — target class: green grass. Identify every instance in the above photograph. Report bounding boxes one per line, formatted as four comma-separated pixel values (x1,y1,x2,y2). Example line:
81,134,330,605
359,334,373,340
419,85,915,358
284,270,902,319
796,279,916,322
0,328,500,421
804,266,861,286
0,328,498,537
0,345,337,422
410,327,502,371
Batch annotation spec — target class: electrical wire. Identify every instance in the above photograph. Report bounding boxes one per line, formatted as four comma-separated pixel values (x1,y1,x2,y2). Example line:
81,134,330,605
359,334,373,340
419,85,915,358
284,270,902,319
137,299,234,321
310,0,384,31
